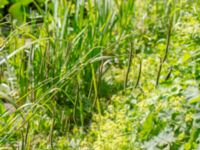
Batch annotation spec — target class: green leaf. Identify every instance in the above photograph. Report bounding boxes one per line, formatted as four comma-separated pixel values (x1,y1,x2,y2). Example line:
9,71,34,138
0,101,6,115
9,3,23,22
189,96,200,104
8,0,33,22
183,52,191,62
139,113,154,141
20,0,33,6
0,0,8,8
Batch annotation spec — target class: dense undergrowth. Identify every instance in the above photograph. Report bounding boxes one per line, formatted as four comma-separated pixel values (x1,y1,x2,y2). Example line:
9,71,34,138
0,0,200,149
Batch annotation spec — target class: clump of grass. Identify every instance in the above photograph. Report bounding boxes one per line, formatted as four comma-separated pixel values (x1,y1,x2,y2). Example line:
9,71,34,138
0,0,135,148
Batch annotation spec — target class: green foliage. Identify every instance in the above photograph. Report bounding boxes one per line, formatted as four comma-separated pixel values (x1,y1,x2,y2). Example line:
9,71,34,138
0,0,8,8
0,0,200,149
8,0,33,21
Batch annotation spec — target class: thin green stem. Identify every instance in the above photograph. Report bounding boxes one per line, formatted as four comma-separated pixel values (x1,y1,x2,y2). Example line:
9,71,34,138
124,40,134,88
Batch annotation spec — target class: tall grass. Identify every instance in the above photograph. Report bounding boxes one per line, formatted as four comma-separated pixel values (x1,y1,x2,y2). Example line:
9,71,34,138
0,0,190,148
0,0,136,148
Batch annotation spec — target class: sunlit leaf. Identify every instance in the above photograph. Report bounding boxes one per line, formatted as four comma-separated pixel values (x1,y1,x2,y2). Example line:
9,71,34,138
8,3,23,21
190,96,200,104
139,113,154,141
20,0,33,5
0,0,8,8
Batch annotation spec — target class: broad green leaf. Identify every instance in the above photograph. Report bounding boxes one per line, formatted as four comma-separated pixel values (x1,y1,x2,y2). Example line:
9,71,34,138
0,0,8,8
183,52,191,62
8,0,33,22
139,113,154,141
9,3,23,22
184,143,191,150
189,96,200,104
20,0,33,5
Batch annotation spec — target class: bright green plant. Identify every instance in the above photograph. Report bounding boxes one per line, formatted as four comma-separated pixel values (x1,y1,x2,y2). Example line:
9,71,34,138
1,0,200,149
